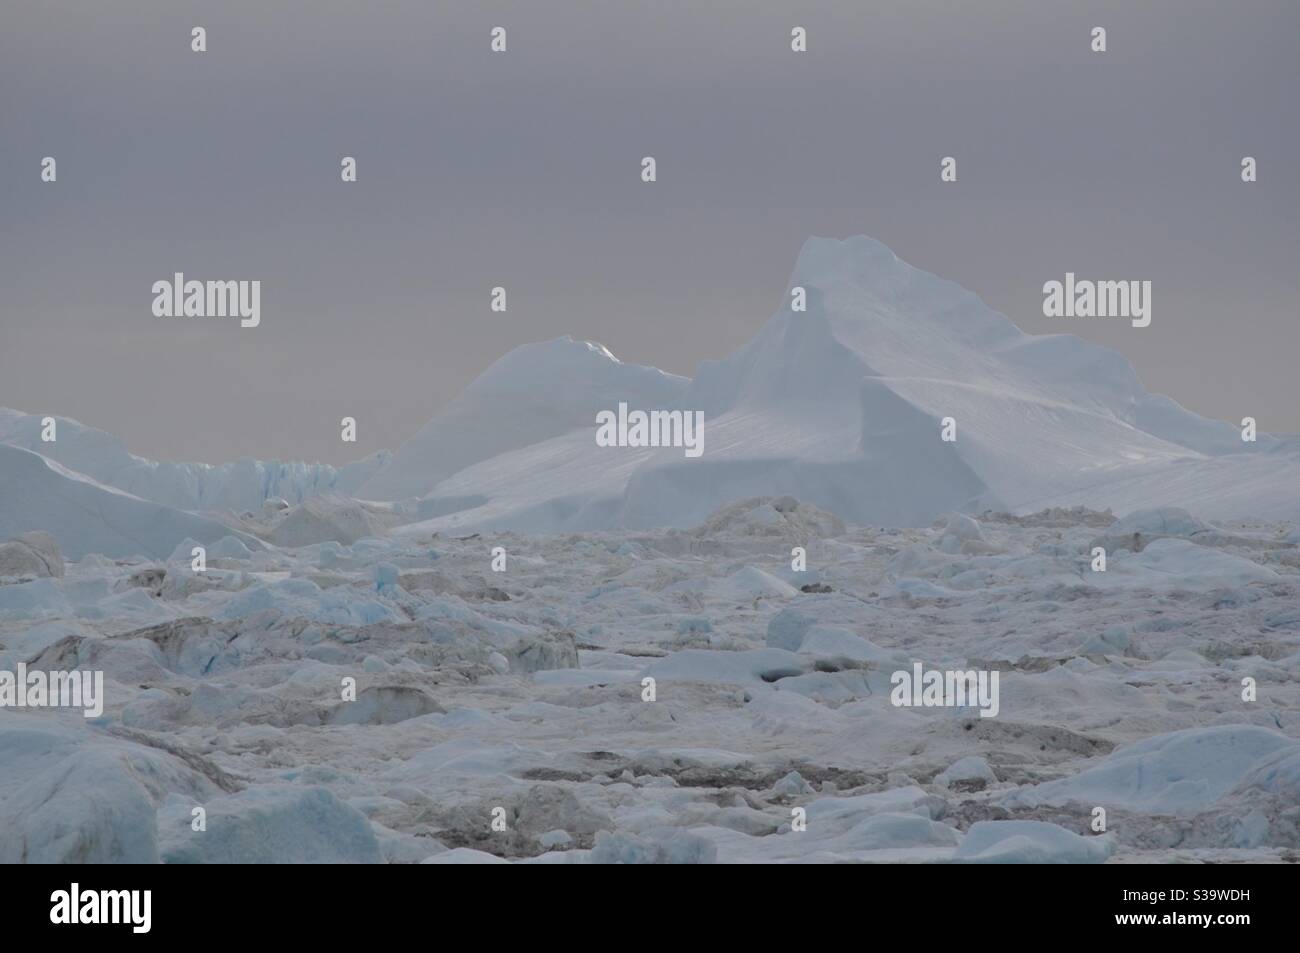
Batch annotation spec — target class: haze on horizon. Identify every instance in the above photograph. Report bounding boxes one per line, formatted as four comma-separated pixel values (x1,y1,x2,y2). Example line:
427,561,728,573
2,0,1297,466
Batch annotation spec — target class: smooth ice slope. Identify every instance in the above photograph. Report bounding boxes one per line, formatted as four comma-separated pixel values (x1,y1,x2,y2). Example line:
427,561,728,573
0,444,262,559
1002,726,1299,816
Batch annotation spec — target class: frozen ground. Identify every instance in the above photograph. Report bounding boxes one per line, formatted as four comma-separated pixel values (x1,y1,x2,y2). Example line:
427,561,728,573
2,497,1297,864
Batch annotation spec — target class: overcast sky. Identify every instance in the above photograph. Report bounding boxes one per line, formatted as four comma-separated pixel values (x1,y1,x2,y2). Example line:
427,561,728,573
3,0,1296,465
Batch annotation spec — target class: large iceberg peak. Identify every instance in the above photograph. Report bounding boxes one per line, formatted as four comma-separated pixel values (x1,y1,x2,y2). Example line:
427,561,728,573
790,234,908,286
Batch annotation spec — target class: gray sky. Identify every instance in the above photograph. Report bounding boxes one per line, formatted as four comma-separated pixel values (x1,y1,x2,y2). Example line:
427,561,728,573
3,0,1296,465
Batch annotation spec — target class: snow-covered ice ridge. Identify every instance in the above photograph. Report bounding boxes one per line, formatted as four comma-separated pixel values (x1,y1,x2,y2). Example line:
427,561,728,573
1,499,1297,863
